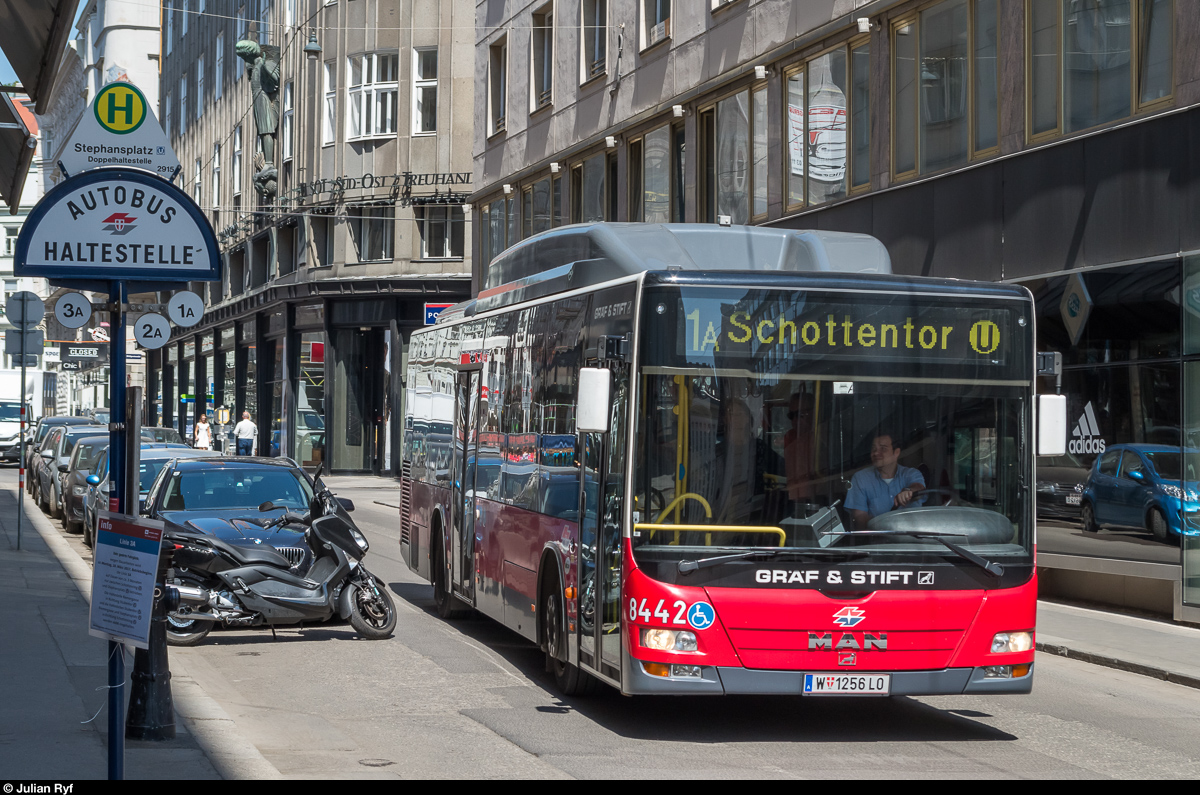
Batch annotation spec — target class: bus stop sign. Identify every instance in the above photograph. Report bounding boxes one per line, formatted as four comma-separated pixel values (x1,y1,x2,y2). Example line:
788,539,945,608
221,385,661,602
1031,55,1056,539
15,168,219,282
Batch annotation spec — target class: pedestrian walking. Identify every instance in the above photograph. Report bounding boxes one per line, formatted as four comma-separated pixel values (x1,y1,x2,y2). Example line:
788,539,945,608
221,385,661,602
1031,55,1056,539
193,414,213,450
234,411,258,456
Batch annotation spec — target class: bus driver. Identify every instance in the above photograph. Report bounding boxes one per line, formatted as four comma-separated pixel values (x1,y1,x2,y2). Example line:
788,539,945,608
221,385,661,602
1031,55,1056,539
845,432,926,529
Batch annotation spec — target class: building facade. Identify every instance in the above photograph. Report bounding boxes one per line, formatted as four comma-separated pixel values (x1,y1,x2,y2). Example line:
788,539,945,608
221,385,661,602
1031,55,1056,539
156,0,474,473
471,0,1200,617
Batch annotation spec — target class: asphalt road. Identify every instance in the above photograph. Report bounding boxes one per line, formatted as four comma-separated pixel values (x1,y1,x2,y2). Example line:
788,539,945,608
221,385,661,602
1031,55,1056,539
36,472,1200,779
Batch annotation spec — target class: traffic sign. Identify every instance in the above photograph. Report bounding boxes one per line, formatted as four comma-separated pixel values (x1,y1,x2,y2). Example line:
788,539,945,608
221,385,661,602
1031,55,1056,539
15,168,220,282
10,354,37,368
6,329,43,356
55,292,93,329
58,82,180,180
167,291,204,328
134,313,171,349
6,291,44,328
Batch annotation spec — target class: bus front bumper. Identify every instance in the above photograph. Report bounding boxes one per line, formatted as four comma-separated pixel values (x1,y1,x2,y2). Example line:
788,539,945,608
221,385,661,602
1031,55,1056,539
623,658,1034,696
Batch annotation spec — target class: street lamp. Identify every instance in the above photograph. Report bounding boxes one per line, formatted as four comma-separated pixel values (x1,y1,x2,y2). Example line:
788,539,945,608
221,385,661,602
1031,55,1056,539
304,31,322,61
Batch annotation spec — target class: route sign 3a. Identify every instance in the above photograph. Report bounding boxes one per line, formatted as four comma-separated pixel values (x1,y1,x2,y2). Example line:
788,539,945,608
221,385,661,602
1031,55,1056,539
55,292,93,329
57,82,180,180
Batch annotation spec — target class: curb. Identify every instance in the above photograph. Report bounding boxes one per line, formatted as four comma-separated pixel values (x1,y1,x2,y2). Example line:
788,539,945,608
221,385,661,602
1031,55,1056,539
17,485,283,780
1037,641,1200,690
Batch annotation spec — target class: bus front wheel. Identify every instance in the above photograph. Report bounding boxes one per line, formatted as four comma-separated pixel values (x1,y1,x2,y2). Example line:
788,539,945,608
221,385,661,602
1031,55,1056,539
543,574,597,697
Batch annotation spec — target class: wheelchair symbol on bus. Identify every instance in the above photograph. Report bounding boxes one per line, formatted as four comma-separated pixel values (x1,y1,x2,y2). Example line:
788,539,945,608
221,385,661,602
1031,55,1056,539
687,601,716,630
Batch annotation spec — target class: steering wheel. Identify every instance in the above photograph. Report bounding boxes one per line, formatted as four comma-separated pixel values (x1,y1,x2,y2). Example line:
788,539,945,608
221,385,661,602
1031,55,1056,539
902,488,958,507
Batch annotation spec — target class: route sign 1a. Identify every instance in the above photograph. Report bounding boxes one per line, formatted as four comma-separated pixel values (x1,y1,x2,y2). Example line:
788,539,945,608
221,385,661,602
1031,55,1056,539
58,82,180,180
167,291,204,328
15,168,220,282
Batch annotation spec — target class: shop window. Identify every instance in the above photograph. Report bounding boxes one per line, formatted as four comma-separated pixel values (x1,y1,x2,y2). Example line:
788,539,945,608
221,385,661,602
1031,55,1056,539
489,39,508,135
702,87,766,224
296,333,326,468
892,1,997,180
570,152,607,224
522,177,554,238
581,0,607,82
413,48,438,134
350,205,394,262
1029,0,1171,141
347,52,399,140
416,205,464,259
628,138,643,221
531,8,553,111
480,195,511,269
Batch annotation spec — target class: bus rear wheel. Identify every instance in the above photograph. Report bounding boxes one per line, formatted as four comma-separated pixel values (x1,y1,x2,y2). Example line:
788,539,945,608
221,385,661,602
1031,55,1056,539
543,574,597,697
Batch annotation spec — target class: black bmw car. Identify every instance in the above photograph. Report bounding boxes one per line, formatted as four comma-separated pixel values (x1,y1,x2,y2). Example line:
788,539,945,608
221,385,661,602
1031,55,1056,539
141,458,354,569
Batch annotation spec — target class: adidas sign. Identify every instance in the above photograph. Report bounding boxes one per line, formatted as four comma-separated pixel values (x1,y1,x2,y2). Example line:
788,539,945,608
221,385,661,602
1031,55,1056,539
1068,401,1106,455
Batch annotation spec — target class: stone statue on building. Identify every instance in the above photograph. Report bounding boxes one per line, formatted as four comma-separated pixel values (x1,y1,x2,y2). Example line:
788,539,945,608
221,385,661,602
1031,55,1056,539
235,39,280,198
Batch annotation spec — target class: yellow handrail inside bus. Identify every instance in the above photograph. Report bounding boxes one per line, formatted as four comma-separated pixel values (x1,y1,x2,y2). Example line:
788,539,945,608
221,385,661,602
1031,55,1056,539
654,492,713,524
635,523,787,547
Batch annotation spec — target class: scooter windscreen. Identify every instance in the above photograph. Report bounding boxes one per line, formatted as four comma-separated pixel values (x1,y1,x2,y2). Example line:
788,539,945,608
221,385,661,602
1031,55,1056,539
312,514,370,560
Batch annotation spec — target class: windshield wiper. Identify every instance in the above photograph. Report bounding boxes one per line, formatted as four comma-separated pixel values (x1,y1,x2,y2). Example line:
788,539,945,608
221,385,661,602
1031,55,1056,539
678,548,868,575
830,530,1004,577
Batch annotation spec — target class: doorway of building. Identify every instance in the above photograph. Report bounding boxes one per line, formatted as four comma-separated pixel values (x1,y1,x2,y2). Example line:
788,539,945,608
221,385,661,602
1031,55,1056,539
330,328,387,473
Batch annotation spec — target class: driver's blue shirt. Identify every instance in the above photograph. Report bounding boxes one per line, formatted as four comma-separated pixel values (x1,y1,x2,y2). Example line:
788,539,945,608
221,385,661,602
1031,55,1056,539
844,465,926,518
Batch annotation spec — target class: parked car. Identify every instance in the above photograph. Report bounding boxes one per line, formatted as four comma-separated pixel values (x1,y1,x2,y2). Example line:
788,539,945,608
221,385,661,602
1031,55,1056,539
83,445,222,547
1035,452,1090,520
1080,444,1200,544
25,417,92,491
141,426,185,444
143,457,355,568
34,425,105,519
60,435,110,534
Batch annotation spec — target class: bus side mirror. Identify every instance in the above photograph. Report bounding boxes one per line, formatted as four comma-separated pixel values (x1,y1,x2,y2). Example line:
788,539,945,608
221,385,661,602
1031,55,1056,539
577,368,612,433
1036,394,1067,457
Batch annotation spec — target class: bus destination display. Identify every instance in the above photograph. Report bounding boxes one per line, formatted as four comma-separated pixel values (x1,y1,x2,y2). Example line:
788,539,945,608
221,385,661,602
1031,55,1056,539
677,295,1012,368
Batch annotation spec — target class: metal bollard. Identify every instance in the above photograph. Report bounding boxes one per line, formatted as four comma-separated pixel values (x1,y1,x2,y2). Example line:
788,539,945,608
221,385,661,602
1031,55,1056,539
126,544,178,741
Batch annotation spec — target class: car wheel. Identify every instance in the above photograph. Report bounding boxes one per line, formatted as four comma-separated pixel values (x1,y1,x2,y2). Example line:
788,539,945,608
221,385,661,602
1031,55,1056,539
37,479,49,512
47,483,60,518
1149,508,1172,544
1081,503,1099,533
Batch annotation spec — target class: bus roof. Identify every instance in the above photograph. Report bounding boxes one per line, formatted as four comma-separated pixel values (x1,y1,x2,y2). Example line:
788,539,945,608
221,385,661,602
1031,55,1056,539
444,224,891,322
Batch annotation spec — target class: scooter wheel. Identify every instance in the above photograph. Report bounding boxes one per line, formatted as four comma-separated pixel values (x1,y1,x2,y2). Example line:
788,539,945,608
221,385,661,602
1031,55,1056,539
165,613,213,646
348,582,396,639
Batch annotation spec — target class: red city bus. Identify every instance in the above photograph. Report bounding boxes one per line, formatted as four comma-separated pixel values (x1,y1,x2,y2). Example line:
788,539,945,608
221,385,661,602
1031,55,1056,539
400,223,1059,697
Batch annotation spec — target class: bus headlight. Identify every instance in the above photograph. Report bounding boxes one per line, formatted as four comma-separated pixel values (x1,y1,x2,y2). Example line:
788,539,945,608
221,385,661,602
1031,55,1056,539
991,631,1034,654
641,628,698,652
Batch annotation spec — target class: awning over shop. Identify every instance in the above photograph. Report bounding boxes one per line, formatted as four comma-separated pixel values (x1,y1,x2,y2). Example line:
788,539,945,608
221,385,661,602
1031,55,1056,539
0,92,35,214
0,0,78,114
0,0,78,211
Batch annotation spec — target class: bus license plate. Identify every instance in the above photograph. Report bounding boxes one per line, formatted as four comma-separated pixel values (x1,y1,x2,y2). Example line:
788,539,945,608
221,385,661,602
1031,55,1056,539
803,674,890,695
1065,494,1081,505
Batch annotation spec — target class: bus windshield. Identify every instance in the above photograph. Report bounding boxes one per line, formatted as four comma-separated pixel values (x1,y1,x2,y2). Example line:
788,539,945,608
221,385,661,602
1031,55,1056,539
632,284,1033,572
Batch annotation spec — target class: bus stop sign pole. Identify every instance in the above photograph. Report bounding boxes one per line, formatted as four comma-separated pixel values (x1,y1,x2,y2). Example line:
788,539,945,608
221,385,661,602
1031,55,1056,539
107,280,127,781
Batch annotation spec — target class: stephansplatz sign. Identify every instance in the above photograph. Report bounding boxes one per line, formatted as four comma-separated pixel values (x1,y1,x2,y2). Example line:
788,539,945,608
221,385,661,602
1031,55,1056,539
15,168,219,282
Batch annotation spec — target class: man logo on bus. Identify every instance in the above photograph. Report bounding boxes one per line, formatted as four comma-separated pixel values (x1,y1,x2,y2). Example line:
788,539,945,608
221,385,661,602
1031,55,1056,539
833,607,866,628
687,601,716,630
969,320,1000,355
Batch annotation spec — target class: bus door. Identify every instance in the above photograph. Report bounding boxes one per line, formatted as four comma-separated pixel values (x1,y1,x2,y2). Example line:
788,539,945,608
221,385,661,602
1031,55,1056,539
451,368,481,604
577,361,628,681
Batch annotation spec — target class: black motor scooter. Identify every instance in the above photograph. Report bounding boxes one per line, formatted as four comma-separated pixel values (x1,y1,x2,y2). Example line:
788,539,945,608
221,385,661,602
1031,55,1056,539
164,470,396,645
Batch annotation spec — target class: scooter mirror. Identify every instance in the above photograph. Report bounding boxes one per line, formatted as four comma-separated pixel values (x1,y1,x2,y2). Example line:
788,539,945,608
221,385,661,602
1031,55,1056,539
258,500,276,512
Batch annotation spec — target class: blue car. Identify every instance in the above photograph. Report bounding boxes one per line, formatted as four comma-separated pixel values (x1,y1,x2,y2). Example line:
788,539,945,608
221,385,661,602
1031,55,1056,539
1080,444,1200,544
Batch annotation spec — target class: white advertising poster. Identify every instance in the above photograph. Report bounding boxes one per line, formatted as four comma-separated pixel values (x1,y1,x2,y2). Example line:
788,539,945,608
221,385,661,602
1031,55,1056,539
89,512,165,650
788,102,805,177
